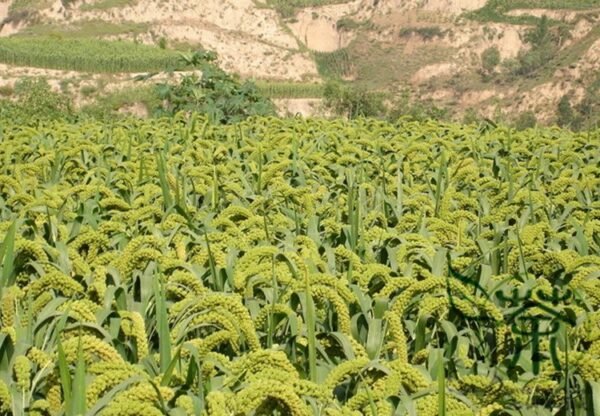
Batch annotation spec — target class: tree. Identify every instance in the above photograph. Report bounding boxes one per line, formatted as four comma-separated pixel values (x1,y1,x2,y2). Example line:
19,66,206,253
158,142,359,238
152,50,276,124
525,15,551,48
575,94,599,131
514,15,558,76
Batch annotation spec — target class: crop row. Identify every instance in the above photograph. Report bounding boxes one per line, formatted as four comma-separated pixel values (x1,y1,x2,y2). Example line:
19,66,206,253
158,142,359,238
0,37,181,73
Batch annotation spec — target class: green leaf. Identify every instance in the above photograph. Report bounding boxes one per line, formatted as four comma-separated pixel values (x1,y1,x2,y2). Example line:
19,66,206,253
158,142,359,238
0,220,17,291
161,347,182,386
57,340,72,415
366,318,384,360
586,381,600,416
71,335,87,416
154,279,171,374
415,314,429,352
437,349,446,416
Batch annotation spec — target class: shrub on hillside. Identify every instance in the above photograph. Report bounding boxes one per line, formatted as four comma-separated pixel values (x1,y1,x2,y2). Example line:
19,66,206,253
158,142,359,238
513,15,559,76
323,81,386,119
514,110,537,130
152,50,276,124
481,46,501,76
0,77,73,121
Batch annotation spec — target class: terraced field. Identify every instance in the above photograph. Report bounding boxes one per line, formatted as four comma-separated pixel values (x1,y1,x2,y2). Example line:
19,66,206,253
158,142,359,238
0,115,599,415
0,37,182,73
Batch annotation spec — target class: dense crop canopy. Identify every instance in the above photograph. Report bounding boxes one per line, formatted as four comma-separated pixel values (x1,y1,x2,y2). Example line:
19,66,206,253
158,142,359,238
0,114,599,415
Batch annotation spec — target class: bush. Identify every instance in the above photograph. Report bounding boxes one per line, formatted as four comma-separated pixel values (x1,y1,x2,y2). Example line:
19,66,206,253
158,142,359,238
513,15,558,76
514,110,537,130
336,17,361,31
12,77,72,120
388,90,449,122
80,85,98,97
0,84,13,97
153,50,276,124
323,81,385,119
481,46,501,74
514,45,555,76
555,89,599,131
462,107,481,125
271,2,296,18
398,26,445,40
556,95,574,127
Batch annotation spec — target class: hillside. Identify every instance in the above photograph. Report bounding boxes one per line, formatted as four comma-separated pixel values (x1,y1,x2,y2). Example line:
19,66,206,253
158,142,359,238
0,0,599,124
1,3,600,415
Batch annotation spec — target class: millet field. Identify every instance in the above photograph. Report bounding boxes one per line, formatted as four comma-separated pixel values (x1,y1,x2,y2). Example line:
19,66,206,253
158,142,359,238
0,114,599,415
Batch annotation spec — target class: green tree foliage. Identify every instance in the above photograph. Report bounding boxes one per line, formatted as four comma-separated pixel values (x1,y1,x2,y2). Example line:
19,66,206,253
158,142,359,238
153,50,276,124
555,87,599,131
525,15,552,47
514,15,558,76
322,81,385,119
481,46,501,75
556,95,574,128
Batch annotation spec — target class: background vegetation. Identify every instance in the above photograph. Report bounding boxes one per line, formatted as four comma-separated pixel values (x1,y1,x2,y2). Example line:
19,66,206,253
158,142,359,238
0,37,182,73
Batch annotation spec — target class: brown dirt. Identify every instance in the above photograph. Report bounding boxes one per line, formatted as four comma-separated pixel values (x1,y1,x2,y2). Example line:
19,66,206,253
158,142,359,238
0,0,21,36
411,62,459,84
273,98,323,117
0,1,9,22
118,102,149,118
288,1,360,51
289,12,349,52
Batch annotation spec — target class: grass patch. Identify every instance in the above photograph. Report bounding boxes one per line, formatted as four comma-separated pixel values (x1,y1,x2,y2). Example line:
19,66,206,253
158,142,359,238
336,17,364,31
0,85,14,97
314,48,353,79
468,0,600,24
507,0,600,10
80,85,98,98
0,36,183,73
262,0,350,18
349,37,455,90
8,0,51,13
80,85,158,118
256,81,324,98
79,0,138,11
